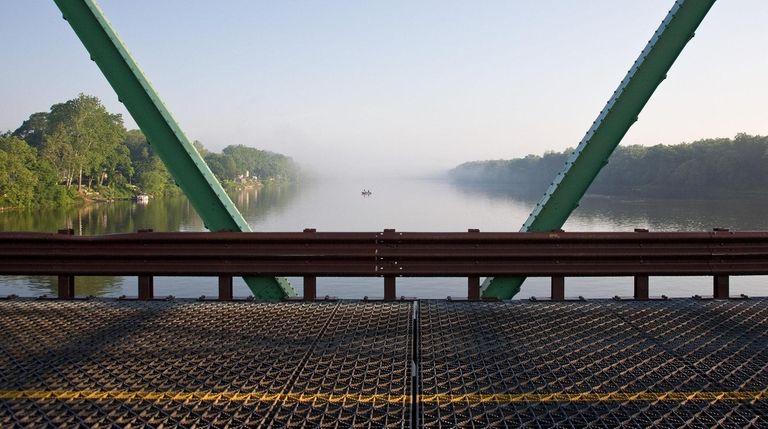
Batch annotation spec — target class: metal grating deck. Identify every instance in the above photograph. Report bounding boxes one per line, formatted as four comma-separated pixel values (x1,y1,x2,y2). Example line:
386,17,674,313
420,299,768,428
1,298,768,427
0,300,412,428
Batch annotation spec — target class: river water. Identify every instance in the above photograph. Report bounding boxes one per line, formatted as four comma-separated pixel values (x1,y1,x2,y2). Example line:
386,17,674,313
1,178,766,299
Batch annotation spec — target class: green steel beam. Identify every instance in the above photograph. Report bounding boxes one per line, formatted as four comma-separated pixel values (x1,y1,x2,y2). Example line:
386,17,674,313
53,0,294,300
482,0,717,299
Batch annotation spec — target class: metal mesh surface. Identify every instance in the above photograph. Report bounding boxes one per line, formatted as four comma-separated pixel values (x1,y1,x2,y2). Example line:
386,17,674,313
266,302,413,428
2,298,768,428
0,300,412,428
420,299,768,428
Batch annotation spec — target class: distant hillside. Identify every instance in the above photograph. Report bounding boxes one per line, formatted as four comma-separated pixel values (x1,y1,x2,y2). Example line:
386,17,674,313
449,134,768,198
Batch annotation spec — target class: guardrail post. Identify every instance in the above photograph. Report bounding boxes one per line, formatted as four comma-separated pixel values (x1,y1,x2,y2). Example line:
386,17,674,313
303,276,317,301
468,277,480,300
57,228,75,299
712,228,730,299
302,229,318,301
382,228,397,301
467,229,481,300
634,276,649,300
138,276,154,300
714,275,729,299
218,276,233,300
57,275,75,300
384,276,396,301
137,229,153,300
551,276,565,301
632,229,650,300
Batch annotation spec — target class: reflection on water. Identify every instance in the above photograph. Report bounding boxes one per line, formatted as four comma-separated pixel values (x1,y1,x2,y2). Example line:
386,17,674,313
570,195,768,232
1,179,766,299
0,183,302,235
450,182,768,232
0,275,125,297
0,195,194,234
0,183,301,297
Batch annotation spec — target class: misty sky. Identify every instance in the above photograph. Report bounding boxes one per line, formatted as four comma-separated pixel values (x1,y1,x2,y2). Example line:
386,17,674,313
1,1,766,178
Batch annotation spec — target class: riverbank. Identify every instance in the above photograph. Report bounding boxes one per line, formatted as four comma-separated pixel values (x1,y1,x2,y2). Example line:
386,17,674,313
0,176,298,212
0,184,159,212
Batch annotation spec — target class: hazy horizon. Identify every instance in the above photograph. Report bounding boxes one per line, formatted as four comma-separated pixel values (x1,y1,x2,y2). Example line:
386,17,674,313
1,1,766,178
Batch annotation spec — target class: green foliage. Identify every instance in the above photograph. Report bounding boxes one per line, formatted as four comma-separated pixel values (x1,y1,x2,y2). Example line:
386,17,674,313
42,94,126,189
122,129,175,196
220,144,300,181
0,135,38,207
138,158,174,196
1,94,298,208
12,112,48,148
204,153,238,180
449,134,768,198
34,158,76,206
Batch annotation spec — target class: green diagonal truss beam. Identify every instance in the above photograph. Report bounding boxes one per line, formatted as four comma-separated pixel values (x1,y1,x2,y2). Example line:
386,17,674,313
53,0,294,300
482,0,717,299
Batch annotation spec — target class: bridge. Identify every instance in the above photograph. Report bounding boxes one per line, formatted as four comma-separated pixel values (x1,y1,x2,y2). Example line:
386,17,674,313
4,0,768,427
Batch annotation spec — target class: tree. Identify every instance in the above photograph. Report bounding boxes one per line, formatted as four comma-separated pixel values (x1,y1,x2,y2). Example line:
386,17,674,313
205,153,237,180
123,129,151,172
193,140,208,157
221,144,299,180
138,157,173,196
12,112,48,148
101,144,132,187
123,129,175,196
43,94,126,190
40,124,77,187
0,136,38,207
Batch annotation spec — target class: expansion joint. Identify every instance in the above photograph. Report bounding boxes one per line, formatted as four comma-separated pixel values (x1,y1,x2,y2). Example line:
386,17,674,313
410,300,422,429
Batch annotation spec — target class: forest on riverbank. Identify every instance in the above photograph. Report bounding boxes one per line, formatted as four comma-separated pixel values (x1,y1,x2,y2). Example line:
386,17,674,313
0,94,300,209
449,134,768,198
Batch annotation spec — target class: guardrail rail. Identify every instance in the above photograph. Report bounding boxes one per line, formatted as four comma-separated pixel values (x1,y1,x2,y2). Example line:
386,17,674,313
0,228,766,301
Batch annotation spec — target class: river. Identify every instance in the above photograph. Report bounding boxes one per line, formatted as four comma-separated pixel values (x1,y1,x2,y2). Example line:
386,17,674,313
1,178,766,299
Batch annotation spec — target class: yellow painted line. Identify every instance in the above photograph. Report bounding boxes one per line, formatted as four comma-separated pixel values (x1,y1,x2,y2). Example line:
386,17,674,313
0,390,409,404
0,390,766,404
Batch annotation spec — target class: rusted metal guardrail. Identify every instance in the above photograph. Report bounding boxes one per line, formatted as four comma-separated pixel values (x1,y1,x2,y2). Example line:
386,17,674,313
0,228,766,301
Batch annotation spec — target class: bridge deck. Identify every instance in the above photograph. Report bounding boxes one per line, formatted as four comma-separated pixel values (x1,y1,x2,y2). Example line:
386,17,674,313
1,298,767,428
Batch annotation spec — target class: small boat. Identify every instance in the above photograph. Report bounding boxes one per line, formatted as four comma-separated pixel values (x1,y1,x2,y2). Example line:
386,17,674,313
133,194,150,204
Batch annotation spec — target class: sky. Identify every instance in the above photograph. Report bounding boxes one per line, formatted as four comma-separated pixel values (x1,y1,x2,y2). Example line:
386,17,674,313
1,1,766,178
